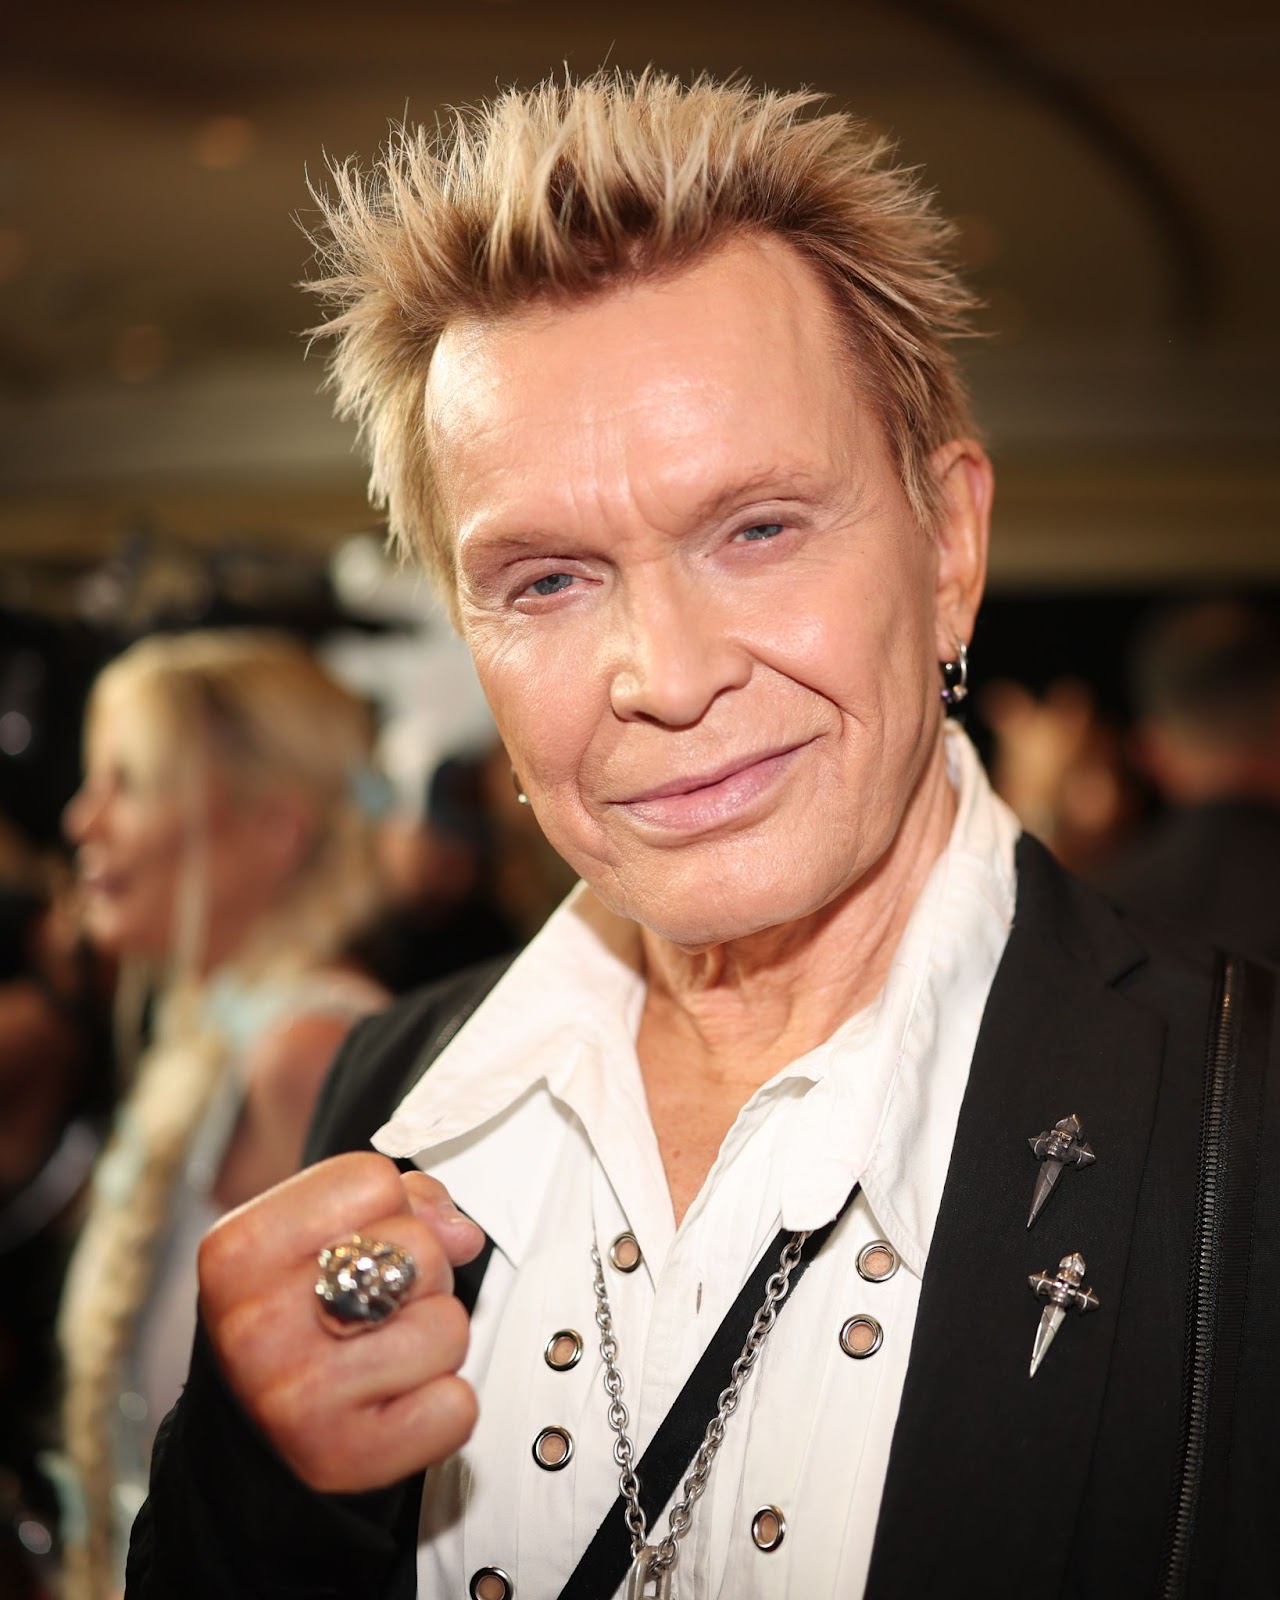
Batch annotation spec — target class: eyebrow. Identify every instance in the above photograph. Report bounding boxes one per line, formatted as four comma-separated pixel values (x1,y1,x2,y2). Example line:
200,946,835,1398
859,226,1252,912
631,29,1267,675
678,463,829,524
453,525,556,576
457,462,830,569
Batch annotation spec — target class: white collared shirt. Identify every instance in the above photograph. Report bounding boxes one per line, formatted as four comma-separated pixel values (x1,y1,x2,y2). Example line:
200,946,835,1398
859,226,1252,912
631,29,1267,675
374,727,1019,1599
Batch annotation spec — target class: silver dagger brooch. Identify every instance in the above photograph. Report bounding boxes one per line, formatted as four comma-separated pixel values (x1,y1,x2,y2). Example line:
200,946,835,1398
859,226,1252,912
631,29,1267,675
1027,1112,1095,1228
1028,1251,1100,1376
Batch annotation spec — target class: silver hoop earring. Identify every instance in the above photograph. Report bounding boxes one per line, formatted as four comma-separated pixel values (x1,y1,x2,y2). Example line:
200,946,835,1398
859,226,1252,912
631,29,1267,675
511,767,530,806
939,642,969,709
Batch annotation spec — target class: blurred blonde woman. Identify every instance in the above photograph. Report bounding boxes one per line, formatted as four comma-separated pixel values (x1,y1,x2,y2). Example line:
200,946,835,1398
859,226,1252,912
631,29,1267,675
54,630,390,1599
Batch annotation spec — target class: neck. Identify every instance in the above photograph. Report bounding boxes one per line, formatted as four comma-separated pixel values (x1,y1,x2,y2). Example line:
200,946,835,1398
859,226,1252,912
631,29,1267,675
638,736,959,1089
190,895,284,983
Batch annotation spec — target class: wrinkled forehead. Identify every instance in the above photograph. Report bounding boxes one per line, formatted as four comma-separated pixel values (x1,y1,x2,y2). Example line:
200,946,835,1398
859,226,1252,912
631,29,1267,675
423,234,874,533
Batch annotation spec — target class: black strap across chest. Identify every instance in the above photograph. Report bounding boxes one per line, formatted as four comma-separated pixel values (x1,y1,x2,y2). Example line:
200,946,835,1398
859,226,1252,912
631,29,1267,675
555,1185,859,1600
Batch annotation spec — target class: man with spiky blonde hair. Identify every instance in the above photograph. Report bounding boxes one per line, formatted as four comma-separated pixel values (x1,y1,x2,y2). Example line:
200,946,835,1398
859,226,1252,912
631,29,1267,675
128,70,1275,1600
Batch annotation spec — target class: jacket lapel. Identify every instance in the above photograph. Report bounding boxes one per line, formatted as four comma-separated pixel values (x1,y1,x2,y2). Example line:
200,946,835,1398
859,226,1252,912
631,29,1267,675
865,836,1167,1598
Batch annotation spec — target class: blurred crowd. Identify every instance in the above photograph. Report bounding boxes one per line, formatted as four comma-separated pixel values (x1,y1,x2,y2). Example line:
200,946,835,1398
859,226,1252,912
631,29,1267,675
979,597,1280,961
0,592,1277,1598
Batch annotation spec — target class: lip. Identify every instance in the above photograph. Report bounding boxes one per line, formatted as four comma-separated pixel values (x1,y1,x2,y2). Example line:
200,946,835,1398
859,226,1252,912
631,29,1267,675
77,862,125,896
610,741,811,833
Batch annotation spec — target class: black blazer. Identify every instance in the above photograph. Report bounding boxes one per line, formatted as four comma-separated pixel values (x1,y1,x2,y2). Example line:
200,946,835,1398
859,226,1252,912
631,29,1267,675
126,837,1278,1599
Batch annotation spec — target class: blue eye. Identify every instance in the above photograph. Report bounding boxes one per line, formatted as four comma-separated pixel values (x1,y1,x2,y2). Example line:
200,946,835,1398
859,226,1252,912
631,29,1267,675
738,523,784,542
530,573,574,596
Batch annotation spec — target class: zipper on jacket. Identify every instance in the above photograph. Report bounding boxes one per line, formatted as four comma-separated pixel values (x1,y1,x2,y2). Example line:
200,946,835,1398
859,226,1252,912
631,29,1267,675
1158,953,1243,1600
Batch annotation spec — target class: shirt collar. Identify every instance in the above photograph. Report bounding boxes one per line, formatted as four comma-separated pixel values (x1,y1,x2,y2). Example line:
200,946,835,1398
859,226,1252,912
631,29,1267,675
772,726,1018,1271
375,884,646,1153
373,884,656,1262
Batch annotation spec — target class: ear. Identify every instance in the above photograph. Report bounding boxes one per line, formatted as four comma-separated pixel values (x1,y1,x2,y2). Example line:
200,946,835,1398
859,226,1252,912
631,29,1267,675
253,788,320,882
928,438,993,661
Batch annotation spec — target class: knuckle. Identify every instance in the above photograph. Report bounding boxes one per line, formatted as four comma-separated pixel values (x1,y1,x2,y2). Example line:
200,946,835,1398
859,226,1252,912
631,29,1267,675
401,1170,453,1207
429,1375,479,1456
198,1212,237,1273
452,1377,480,1439
410,1232,454,1296
375,1216,449,1294
197,1215,251,1304
209,1291,282,1369
324,1150,405,1214
424,1293,471,1368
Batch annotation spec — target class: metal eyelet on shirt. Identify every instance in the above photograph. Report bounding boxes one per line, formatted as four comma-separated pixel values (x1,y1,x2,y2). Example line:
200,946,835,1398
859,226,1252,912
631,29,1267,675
839,1314,884,1359
470,1567,513,1600
544,1329,584,1371
751,1505,787,1552
532,1425,575,1471
856,1240,899,1283
608,1232,643,1272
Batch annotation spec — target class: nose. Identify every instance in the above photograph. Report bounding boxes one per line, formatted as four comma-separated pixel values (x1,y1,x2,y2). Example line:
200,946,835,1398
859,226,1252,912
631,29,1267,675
608,571,751,727
64,781,104,845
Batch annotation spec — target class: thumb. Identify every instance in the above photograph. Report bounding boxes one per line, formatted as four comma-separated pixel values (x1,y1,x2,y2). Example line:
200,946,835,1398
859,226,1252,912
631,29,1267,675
401,1170,487,1266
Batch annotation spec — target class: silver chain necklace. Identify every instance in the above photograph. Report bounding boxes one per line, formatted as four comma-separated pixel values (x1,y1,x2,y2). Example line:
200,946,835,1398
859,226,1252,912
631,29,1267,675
590,1231,810,1599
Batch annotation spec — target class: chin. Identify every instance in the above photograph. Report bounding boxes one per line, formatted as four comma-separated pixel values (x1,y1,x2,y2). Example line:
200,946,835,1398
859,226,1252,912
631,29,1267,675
81,903,123,952
83,903,160,961
601,862,846,952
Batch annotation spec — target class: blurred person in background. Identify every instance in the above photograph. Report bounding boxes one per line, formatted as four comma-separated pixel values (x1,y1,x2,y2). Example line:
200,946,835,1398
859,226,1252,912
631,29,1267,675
1100,599,1280,961
354,751,526,996
977,676,1143,877
53,630,389,1599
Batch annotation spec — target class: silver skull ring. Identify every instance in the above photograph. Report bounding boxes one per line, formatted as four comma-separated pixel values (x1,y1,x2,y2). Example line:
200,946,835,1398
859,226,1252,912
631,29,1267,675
315,1235,418,1336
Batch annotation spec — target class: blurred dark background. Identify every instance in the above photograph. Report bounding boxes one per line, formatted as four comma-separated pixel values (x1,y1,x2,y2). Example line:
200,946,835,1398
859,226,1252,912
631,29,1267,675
1,0,1278,844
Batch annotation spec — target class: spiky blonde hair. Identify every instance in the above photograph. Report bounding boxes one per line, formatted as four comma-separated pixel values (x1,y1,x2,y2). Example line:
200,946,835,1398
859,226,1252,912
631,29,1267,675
306,70,980,609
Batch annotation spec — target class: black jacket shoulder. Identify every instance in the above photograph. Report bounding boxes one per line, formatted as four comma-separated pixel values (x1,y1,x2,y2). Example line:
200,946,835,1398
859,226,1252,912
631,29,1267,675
304,957,513,1165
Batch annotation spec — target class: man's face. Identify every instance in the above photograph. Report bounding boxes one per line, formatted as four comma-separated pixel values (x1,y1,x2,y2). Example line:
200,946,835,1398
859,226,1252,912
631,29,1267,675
428,235,985,948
